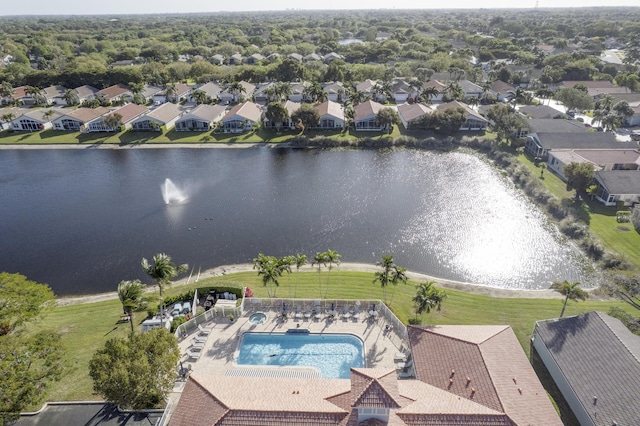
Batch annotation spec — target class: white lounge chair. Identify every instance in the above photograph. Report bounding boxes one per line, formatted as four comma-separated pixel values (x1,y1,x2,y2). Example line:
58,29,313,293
396,359,413,370
191,338,205,348
198,324,213,334
353,307,360,320
294,306,303,319
193,334,208,344
342,305,351,319
304,306,312,319
185,349,202,360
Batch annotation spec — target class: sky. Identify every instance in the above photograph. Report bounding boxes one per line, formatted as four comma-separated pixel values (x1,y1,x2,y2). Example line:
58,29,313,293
1,0,638,15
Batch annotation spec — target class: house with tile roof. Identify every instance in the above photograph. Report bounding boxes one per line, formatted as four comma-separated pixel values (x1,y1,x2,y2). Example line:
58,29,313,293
264,100,301,130
131,102,182,132
354,100,386,131
323,81,347,103
169,325,561,425
593,170,640,206
546,149,640,180
96,83,132,103
42,85,68,106
435,101,488,130
139,85,163,103
221,101,262,133
252,82,276,105
390,79,414,104
175,104,227,132
397,103,433,129
153,83,192,104
518,105,567,120
10,85,37,106
316,100,345,129
194,82,222,103
86,103,147,132
51,106,110,131
73,85,100,104
533,312,640,425
558,80,628,98
354,79,378,99
489,80,516,102
9,109,62,131
525,129,636,159
219,81,256,105
288,82,309,103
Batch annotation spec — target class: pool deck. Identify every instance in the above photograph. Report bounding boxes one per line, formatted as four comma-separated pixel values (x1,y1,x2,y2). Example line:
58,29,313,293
176,309,406,378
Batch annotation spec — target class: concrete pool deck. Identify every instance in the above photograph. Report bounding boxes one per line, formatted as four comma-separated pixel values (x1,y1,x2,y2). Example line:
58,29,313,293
176,309,406,379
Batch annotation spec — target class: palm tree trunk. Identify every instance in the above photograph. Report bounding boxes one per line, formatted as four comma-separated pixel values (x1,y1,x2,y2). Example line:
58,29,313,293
128,308,135,334
159,286,164,327
560,296,568,318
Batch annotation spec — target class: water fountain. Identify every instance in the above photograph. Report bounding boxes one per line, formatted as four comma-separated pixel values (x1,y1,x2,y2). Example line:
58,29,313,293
161,178,187,204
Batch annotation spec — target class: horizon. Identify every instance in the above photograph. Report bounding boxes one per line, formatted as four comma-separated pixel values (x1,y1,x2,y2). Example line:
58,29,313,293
1,1,639,17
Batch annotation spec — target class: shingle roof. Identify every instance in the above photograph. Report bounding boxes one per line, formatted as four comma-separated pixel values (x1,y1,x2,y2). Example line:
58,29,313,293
110,103,148,123
355,79,377,93
596,170,640,194
397,103,432,123
145,102,182,123
323,81,344,95
65,106,110,122
74,85,99,99
42,85,66,99
408,325,562,426
222,102,262,122
283,100,301,116
22,109,62,122
316,100,344,120
537,132,636,150
527,119,588,134
535,312,640,425
518,105,566,120
179,104,226,122
436,101,487,122
490,80,515,94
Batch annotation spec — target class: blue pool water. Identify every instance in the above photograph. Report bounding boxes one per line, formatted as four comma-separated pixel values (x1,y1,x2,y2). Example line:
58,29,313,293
237,332,364,379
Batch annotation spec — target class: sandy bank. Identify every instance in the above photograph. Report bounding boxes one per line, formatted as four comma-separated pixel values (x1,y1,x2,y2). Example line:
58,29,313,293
56,262,565,306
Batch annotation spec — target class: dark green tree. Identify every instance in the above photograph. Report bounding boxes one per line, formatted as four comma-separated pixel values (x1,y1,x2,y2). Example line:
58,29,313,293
375,107,400,133
564,162,595,200
141,253,188,327
117,279,144,334
0,272,55,336
265,101,289,133
291,103,320,133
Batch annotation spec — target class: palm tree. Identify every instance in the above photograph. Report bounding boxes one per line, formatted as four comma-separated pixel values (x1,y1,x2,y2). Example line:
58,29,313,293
279,255,294,297
274,81,293,103
141,253,188,327
191,89,207,105
25,85,43,105
312,251,329,299
445,81,464,101
0,81,13,99
228,81,246,103
293,253,307,298
412,281,446,323
253,253,282,298
324,249,341,299
422,86,439,105
1,112,15,124
163,83,177,103
550,280,588,318
62,89,79,106
128,82,144,96
408,78,423,102
117,279,144,334
373,254,407,305
304,82,326,103
348,90,369,106
102,112,123,132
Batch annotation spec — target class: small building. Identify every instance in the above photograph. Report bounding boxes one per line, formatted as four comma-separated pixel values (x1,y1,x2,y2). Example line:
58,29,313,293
42,85,68,106
139,85,163,103
210,54,225,65
525,130,635,159
547,149,640,181
194,82,222,103
220,101,262,133
131,102,182,132
288,82,308,103
397,102,432,129
422,80,446,103
86,103,147,132
96,84,132,104
354,100,386,131
228,53,243,65
9,109,61,131
316,100,345,129
287,53,303,62
51,107,110,131
594,170,640,206
246,53,264,65
490,80,516,102
218,81,255,105
141,316,172,333
73,85,100,104
533,312,640,425
435,101,488,131
175,104,227,132
264,100,301,130
322,81,346,103
518,105,567,120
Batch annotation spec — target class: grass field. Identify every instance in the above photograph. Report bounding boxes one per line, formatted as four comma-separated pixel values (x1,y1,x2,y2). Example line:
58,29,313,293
32,269,635,405
517,153,640,269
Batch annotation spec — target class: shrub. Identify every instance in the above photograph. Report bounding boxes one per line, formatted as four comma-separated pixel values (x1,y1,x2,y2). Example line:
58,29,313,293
601,252,632,271
580,237,605,260
632,206,640,233
547,198,568,219
559,218,589,239
170,316,187,333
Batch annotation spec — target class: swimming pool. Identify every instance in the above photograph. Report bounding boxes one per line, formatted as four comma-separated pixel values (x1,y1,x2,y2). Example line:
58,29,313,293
236,332,364,379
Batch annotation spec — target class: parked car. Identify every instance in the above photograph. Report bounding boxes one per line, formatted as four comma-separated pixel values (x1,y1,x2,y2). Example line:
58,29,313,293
631,131,640,142
171,303,183,317
182,301,191,314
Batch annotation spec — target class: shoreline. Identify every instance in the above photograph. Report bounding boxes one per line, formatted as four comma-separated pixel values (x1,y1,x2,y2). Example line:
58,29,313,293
0,142,266,150
56,262,566,306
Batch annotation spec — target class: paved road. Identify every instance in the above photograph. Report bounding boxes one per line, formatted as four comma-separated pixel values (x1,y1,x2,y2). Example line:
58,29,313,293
9,403,162,426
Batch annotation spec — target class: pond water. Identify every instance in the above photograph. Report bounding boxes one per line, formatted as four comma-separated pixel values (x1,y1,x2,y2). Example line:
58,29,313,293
0,147,587,295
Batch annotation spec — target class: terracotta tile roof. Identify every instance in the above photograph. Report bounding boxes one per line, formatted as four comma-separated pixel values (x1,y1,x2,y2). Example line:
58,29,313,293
11,85,28,99
408,325,561,425
98,83,130,99
170,378,228,426
490,80,514,94
423,80,446,91
316,100,344,120
350,369,402,409
397,103,432,123
354,100,384,121
65,106,110,122
283,100,302,116
111,103,148,123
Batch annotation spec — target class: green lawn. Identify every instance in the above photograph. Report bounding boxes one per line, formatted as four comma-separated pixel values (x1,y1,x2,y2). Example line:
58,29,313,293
517,154,640,269
33,270,635,405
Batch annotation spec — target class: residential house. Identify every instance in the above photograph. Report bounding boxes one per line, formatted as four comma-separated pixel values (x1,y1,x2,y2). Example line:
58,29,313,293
524,119,590,157
436,101,488,130
533,312,640,425
558,80,628,98
193,82,222,103
253,82,276,105
73,85,99,104
422,80,446,103
390,79,413,104
228,53,243,65
316,100,345,129
153,83,192,104
221,101,262,133
175,104,227,132
627,104,640,126
218,81,255,105
246,53,264,65
287,53,303,62
354,100,385,131
264,100,301,130
210,54,225,65
322,81,346,102
170,324,561,425
594,171,640,206
11,86,36,106
323,52,343,63
139,85,163,103
51,107,110,131
42,85,68,106
288,82,308,102
96,84,132,104
525,127,636,159
518,105,567,120
304,53,322,62
489,80,516,102
546,149,640,181
397,103,432,129
266,53,280,62
86,103,147,132
459,79,484,100
9,109,61,131
354,79,377,98
131,102,182,132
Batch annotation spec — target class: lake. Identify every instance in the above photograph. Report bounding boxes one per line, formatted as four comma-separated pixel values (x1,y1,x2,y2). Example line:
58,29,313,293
0,147,587,295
